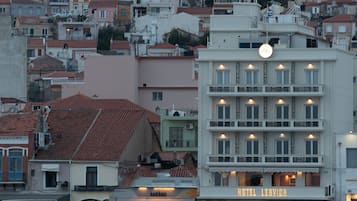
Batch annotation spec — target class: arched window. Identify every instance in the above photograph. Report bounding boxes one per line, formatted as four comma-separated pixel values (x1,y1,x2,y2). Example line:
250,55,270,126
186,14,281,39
8,149,23,181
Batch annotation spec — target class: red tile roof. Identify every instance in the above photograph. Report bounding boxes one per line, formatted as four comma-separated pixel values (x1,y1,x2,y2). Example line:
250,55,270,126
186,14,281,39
27,38,44,48
89,0,117,8
0,0,10,4
43,71,78,79
17,16,40,25
169,166,197,177
150,43,176,49
29,55,65,72
47,40,97,48
110,40,130,50
177,7,212,15
28,39,97,49
13,0,42,4
0,97,26,104
0,113,38,135
323,14,355,23
27,94,160,161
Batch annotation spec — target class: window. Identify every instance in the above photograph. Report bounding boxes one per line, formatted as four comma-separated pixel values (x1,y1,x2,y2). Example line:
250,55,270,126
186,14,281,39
217,105,230,120
86,167,97,187
22,28,29,35
305,104,318,119
326,25,332,33
247,105,259,119
38,49,42,56
216,70,230,85
120,8,126,16
214,172,229,186
247,140,259,155
152,92,162,101
306,140,318,155
305,69,318,84
100,10,106,18
347,148,357,168
27,49,35,57
241,173,263,186
168,127,183,147
276,140,289,155
276,105,289,119
276,70,289,84
30,28,34,36
246,70,258,85
217,139,230,155
42,28,47,36
8,149,23,181
45,171,57,188
338,25,346,33
0,7,5,13
306,38,317,48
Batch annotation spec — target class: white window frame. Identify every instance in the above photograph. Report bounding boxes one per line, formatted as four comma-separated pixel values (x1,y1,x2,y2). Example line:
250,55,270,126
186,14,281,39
276,69,289,85
305,69,319,85
246,70,258,85
216,69,230,85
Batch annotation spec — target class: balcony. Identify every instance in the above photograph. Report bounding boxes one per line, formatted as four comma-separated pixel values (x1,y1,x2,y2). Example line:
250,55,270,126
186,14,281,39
49,0,69,6
207,84,324,97
199,186,331,200
206,154,323,167
208,119,324,131
74,185,117,192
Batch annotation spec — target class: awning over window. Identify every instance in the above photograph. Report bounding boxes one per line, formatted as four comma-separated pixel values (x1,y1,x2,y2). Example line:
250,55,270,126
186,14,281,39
41,164,59,172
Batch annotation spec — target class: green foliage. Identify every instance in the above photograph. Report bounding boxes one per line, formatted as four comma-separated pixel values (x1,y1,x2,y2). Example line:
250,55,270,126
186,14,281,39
97,25,124,50
258,0,288,8
205,0,213,7
164,29,200,47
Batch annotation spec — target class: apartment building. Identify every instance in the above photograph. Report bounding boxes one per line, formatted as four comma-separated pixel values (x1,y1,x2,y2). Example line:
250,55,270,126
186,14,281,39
197,1,355,200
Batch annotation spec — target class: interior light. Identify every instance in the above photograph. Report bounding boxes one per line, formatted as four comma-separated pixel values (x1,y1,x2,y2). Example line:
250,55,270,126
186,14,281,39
219,64,225,70
219,133,227,139
219,98,226,104
247,64,254,70
308,134,315,139
277,64,284,69
247,98,255,105
277,98,285,105
279,133,285,138
307,64,314,69
306,98,314,104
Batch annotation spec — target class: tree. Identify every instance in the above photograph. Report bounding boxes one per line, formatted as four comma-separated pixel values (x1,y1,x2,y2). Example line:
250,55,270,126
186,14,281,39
97,25,124,50
164,29,200,47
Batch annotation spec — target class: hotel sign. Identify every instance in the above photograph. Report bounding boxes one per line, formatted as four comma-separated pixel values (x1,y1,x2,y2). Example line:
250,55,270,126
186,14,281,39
237,188,288,197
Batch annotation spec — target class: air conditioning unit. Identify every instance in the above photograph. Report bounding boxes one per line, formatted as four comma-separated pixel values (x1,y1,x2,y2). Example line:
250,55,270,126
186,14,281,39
185,123,194,130
35,132,51,149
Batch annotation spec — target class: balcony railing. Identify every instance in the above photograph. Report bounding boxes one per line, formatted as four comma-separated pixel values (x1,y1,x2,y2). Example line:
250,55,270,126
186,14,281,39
208,119,324,131
207,154,323,167
207,84,323,96
74,185,117,192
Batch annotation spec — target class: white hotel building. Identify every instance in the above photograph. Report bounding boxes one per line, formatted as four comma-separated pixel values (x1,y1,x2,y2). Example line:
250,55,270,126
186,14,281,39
197,0,355,201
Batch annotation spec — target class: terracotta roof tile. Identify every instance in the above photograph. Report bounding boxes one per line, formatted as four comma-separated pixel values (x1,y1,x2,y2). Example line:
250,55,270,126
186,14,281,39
0,113,38,135
12,0,42,4
159,152,188,161
47,40,97,48
29,55,65,72
0,97,26,104
29,94,160,160
110,40,130,50
150,43,176,49
323,14,355,23
0,0,10,4
17,16,41,25
43,71,78,78
169,166,197,177
28,38,43,48
177,7,212,15
89,0,117,8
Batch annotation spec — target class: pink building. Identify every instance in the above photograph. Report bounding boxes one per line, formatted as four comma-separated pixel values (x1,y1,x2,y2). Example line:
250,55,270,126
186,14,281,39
88,0,117,27
61,55,198,112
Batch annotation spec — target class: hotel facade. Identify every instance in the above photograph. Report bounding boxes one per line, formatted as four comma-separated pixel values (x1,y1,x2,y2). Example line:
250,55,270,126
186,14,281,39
197,1,355,200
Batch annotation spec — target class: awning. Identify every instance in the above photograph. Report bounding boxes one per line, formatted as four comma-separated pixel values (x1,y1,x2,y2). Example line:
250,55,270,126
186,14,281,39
41,164,60,172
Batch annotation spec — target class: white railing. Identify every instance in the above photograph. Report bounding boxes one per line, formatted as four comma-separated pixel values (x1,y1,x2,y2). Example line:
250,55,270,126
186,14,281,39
208,119,324,130
207,84,324,96
207,154,323,167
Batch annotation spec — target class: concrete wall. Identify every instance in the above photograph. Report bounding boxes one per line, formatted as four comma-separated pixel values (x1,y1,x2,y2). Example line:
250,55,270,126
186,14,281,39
0,16,27,101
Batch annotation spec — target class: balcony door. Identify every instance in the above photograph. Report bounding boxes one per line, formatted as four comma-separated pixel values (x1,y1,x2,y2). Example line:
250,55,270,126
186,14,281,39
306,140,318,162
305,104,318,127
247,105,259,126
276,140,289,162
86,166,97,187
217,139,230,162
246,140,259,162
246,70,258,85
276,105,289,127
276,69,289,85
305,69,318,85
217,104,231,126
216,70,230,92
